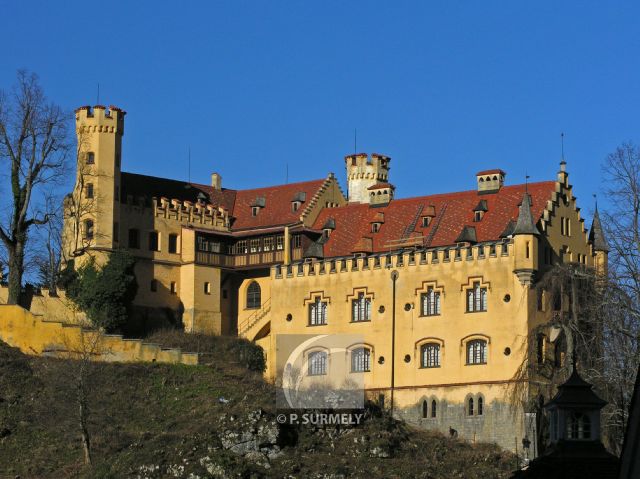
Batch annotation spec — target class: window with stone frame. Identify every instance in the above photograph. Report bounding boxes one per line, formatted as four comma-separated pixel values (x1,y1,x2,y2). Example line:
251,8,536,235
352,292,371,322
420,287,441,316
308,350,327,376
351,347,371,372
308,296,328,326
466,339,488,365
421,343,441,368
466,281,487,312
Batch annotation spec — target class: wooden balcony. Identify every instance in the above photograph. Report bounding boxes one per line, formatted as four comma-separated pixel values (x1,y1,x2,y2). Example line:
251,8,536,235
196,248,301,268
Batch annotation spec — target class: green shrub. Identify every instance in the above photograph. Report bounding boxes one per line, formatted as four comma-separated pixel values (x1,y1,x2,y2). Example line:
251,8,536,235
64,250,138,332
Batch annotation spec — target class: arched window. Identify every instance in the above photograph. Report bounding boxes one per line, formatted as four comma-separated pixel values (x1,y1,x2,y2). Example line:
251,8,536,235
422,400,428,418
308,350,327,376
431,400,437,418
468,397,474,416
246,281,261,309
566,412,591,440
477,396,484,416
466,339,488,365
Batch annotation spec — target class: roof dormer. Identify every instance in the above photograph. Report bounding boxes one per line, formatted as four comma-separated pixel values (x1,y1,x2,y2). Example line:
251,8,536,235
251,196,266,216
473,200,488,222
291,191,306,212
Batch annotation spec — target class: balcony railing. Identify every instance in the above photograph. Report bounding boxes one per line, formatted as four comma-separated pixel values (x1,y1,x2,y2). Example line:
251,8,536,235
196,248,302,268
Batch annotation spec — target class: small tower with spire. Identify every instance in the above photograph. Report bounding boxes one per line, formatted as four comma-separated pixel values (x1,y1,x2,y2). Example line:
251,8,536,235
589,204,610,277
513,191,540,285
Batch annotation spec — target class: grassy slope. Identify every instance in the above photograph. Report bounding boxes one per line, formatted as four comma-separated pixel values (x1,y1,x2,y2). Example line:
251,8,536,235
0,334,516,479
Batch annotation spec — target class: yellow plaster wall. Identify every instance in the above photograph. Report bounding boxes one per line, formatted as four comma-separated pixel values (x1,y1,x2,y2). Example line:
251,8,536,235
0,305,198,365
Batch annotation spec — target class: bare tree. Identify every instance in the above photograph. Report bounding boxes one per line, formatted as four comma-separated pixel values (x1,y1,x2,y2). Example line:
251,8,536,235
0,70,70,305
35,193,63,294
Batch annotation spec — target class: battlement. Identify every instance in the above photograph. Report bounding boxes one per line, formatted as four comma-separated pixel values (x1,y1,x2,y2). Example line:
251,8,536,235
344,152,392,203
344,152,391,175
150,196,230,230
273,239,513,279
75,105,126,135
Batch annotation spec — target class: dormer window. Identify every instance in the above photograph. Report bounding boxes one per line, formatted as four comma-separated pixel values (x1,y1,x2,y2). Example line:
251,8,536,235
291,191,306,212
323,229,332,239
371,222,381,233
422,216,431,227
250,196,265,216
473,200,488,222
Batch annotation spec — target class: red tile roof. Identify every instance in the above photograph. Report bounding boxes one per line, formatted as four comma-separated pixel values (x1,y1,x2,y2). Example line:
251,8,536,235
476,169,506,176
313,181,555,257
368,182,395,190
231,179,326,230
120,172,326,231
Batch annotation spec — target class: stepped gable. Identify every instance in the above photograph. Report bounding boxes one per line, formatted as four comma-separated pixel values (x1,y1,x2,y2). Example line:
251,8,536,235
231,178,325,230
121,172,236,211
313,181,555,257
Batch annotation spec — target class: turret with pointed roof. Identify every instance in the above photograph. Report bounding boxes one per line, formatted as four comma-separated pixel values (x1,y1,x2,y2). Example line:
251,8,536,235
588,206,610,252
513,193,540,236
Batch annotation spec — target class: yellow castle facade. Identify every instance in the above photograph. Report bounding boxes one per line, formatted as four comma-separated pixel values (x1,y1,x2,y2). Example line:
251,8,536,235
59,105,608,453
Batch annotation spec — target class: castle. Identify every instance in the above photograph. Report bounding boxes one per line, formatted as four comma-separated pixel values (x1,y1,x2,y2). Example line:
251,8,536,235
60,104,609,453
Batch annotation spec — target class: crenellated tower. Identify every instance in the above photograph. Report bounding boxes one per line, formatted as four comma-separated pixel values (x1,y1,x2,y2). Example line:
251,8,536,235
344,153,391,204
64,105,125,265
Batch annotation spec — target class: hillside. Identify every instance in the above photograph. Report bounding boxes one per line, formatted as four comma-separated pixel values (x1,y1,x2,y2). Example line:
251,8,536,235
0,334,516,478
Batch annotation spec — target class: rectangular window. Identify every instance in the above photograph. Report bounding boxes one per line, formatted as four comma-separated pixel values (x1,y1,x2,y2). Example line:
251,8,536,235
86,152,95,164
466,282,487,312
86,183,94,199
128,228,140,249
466,340,488,365
84,220,94,240
232,240,248,255
168,234,178,254
250,238,260,253
292,234,302,248
276,236,284,250
351,348,371,372
308,297,328,326
308,351,327,376
148,231,159,252
420,288,441,316
264,236,274,252
352,293,371,322
170,281,177,294
204,282,211,295
251,206,259,217
421,343,440,368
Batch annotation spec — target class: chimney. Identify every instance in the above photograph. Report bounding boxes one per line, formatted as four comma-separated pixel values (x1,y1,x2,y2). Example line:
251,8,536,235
211,172,222,190
476,169,506,194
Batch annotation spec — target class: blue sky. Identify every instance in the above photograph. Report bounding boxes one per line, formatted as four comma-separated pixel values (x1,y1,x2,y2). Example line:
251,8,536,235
2,1,639,218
